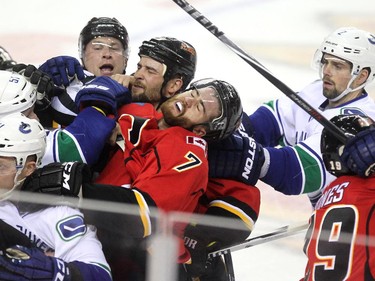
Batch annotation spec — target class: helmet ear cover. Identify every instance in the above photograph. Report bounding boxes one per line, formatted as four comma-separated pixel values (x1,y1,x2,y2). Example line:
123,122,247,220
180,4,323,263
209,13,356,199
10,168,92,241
321,114,374,176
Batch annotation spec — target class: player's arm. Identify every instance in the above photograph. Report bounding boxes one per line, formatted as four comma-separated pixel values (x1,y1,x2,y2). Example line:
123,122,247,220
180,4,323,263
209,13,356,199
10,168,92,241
43,76,131,166
0,245,112,281
209,123,327,195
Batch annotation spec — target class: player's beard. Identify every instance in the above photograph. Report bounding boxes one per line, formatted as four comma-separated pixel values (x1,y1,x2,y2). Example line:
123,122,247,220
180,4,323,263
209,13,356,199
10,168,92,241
322,78,341,100
131,81,162,104
160,100,194,131
323,87,341,100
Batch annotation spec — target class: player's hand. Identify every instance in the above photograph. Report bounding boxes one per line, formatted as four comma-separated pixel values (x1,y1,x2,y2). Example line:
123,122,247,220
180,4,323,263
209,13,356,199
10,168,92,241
183,224,220,278
39,56,85,87
111,74,135,88
21,162,92,197
12,64,56,111
208,124,265,185
0,245,70,281
75,76,132,116
341,125,375,177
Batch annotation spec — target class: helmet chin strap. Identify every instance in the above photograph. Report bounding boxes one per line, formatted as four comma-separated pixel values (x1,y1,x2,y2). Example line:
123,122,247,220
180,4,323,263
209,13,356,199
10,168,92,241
0,168,25,201
320,66,368,102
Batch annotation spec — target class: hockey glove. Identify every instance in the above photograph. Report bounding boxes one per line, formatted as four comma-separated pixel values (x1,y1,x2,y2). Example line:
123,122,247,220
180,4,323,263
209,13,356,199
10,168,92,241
341,125,375,177
39,55,85,87
0,245,70,281
21,162,92,197
184,224,221,278
208,127,265,185
75,76,132,117
12,63,56,111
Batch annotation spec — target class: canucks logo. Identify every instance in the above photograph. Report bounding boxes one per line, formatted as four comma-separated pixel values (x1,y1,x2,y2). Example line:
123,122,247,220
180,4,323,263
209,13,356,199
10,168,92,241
19,121,32,134
57,215,87,241
341,107,366,116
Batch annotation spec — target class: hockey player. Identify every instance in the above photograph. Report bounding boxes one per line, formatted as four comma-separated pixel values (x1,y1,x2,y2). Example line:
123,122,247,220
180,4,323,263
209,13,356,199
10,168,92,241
38,17,130,127
0,68,130,166
0,113,112,281
301,114,375,280
89,37,260,281
82,77,244,280
208,26,375,206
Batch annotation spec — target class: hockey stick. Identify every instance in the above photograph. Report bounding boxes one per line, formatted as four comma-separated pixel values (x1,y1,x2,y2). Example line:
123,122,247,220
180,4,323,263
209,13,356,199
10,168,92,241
172,0,348,144
208,222,309,258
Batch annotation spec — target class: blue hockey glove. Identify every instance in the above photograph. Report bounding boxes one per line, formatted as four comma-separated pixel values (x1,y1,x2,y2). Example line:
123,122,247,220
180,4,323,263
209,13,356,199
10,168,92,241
0,245,70,281
208,128,265,185
341,126,375,177
39,56,85,87
75,76,132,116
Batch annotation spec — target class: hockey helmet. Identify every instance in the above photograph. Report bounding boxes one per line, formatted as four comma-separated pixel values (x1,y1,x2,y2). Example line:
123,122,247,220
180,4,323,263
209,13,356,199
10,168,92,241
138,37,197,91
321,114,374,177
0,112,46,167
78,17,129,59
189,78,243,141
312,27,375,97
0,71,37,118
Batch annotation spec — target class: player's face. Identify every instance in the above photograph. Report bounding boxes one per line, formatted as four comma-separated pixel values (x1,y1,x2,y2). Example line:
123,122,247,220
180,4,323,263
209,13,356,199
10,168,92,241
83,37,128,77
0,156,17,192
160,86,221,129
131,56,165,107
321,54,353,100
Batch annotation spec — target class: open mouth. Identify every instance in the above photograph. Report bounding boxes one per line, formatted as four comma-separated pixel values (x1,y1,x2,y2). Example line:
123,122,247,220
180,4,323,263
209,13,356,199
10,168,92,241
175,101,183,113
100,64,114,75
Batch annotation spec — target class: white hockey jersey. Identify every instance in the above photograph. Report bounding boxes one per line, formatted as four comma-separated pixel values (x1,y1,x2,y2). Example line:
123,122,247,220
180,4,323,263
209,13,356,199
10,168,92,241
0,200,111,279
252,80,375,196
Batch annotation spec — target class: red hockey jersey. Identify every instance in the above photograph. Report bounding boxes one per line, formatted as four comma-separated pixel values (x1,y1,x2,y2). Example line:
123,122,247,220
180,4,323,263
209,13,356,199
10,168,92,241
302,175,375,281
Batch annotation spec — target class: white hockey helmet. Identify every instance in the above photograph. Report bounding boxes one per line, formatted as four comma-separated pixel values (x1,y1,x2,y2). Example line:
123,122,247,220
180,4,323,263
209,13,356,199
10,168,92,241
0,70,37,118
0,113,46,167
312,27,375,100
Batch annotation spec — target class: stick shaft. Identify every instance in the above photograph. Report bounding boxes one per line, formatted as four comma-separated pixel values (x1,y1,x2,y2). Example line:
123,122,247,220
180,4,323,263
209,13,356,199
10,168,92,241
172,0,348,143
208,222,309,258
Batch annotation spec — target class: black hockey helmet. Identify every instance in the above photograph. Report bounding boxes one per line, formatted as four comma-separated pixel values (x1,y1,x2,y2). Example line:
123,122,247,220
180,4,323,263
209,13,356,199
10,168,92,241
321,114,374,176
138,37,197,91
78,17,129,58
189,78,243,142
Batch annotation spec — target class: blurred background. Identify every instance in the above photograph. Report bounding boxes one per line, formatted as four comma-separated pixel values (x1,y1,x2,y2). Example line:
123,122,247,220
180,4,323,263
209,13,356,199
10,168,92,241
1,0,374,279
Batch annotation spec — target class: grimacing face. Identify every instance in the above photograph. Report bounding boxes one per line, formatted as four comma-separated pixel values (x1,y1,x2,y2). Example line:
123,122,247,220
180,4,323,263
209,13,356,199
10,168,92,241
131,56,165,107
160,86,221,130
